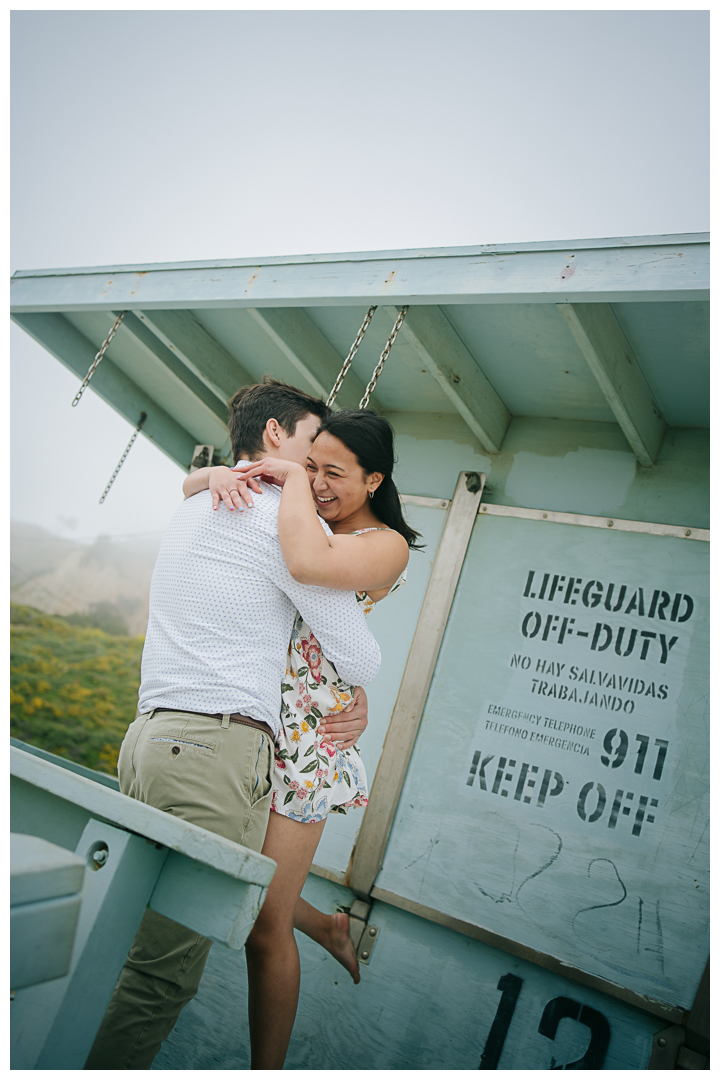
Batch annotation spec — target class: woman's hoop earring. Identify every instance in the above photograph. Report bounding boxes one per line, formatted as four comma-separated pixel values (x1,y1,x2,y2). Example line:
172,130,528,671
368,490,374,499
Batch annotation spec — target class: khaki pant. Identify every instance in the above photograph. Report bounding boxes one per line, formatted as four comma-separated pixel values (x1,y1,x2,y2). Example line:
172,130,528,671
84,709,273,1070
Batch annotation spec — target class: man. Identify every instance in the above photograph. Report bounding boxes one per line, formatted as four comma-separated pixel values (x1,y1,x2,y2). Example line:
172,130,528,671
85,378,381,1069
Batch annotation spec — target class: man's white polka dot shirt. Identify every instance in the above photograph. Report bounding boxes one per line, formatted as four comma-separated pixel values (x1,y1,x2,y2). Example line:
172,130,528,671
138,481,381,737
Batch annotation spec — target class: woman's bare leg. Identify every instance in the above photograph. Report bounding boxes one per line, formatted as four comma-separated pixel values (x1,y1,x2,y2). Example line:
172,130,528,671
294,897,360,984
245,812,326,1070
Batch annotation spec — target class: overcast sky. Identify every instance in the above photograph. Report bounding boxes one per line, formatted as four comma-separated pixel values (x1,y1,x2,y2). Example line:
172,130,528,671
10,9,709,541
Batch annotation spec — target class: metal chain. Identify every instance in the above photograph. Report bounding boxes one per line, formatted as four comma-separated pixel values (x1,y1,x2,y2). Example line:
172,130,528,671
358,306,409,409
72,311,127,407
326,305,377,406
99,412,147,504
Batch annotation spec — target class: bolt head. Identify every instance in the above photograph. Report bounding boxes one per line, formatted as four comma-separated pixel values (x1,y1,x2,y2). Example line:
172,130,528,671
657,1038,667,1048
368,927,377,937
361,951,369,960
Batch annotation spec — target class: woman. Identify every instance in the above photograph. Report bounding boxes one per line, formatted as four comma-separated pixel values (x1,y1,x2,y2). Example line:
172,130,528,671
183,410,421,1069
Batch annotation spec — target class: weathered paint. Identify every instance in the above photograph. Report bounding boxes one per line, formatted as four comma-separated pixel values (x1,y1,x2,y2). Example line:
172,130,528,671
155,874,663,1071
9,234,709,311
376,514,709,1008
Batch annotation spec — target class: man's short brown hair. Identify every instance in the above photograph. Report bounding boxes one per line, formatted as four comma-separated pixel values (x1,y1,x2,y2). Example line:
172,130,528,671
228,376,329,462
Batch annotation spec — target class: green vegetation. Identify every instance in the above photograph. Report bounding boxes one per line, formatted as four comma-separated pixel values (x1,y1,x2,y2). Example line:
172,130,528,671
10,604,143,775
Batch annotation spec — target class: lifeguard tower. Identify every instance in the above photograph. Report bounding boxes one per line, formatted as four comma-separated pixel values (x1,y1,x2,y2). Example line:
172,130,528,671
11,233,709,1069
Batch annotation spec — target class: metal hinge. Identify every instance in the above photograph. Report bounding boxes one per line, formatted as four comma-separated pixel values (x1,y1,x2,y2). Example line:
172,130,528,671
190,445,214,472
341,899,379,965
647,1025,710,1070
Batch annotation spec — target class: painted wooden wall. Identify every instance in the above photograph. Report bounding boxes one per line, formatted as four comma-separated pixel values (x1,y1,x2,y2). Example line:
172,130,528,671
376,516,708,1007
156,414,708,1069
156,875,662,1071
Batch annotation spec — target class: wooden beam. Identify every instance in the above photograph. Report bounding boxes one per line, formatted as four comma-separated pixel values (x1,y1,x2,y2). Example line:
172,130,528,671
246,307,369,409
118,312,230,426
10,236,709,311
390,305,510,453
556,303,666,467
349,471,486,901
136,309,253,403
12,312,198,470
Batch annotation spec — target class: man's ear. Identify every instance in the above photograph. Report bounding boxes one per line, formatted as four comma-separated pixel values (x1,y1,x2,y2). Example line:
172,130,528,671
263,418,283,451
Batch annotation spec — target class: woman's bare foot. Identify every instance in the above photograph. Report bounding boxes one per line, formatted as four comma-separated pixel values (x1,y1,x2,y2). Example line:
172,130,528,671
326,912,361,984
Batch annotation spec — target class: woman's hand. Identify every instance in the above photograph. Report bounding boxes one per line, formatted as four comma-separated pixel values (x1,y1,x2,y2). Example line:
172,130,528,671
317,687,368,750
207,466,262,512
232,457,308,490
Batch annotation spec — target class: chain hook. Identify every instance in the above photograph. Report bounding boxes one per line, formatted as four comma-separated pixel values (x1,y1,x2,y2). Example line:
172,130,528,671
99,412,147,504
72,311,127,407
359,306,408,409
326,306,377,407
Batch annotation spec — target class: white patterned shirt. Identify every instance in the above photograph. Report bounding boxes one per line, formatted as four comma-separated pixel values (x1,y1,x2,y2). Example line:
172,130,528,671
138,477,381,736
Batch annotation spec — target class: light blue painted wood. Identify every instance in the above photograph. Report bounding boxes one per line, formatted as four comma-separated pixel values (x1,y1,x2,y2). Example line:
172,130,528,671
9,235,709,311
10,233,709,279
12,818,168,1070
201,303,461,416
442,302,618,421
376,515,709,1009
12,312,199,470
9,233,710,476
117,311,232,424
61,309,232,452
11,736,121,790
155,874,662,1070
11,834,84,989
388,415,708,528
612,302,710,427
11,298,709,480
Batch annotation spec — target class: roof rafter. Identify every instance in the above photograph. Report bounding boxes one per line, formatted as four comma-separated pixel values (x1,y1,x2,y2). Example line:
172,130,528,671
556,303,665,467
390,305,510,453
12,312,198,468
118,312,230,427
246,307,370,409
136,309,252,404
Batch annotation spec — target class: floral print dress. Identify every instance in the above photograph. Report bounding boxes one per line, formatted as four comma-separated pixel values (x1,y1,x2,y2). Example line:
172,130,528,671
271,529,406,823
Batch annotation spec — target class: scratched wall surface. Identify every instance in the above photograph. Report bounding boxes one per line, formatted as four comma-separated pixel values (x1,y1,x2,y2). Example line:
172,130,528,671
155,875,661,1071
375,514,709,1009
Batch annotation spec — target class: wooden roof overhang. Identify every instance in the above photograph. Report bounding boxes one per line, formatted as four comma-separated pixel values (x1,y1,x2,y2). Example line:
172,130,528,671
10,233,709,471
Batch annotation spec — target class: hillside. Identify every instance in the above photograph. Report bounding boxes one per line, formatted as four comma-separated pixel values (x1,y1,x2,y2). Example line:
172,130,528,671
10,521,162,636
10,604,144,774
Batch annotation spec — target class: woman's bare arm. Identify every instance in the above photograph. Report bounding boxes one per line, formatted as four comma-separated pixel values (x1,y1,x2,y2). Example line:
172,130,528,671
236,458,408,591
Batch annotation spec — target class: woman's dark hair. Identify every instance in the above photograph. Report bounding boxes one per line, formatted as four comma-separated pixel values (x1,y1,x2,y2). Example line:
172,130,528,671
316,410,423,550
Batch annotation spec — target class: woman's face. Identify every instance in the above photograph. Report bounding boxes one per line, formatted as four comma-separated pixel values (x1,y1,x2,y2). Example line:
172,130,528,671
306,432,382,523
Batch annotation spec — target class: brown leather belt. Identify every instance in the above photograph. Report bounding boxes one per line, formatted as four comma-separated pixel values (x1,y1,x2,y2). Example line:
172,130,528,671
154,707,273,739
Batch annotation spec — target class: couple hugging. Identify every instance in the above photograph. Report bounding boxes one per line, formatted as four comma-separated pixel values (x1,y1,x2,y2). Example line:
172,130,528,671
85,377,422,1070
